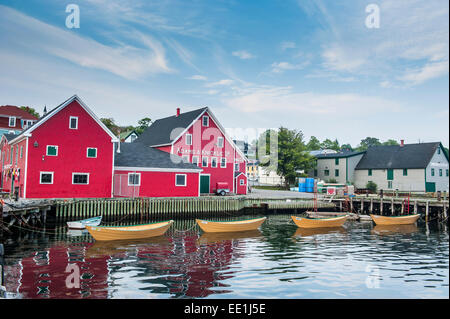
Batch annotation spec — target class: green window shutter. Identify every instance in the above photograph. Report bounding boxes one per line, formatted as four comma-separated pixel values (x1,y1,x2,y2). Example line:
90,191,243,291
439,169,443,176
324,170,330,176
335,158,339,165
403,169,408,176
335,169,339,177
368,169,372,176
446,169,449,177
314,169,318,177
387,169,394,180
431,168,435,176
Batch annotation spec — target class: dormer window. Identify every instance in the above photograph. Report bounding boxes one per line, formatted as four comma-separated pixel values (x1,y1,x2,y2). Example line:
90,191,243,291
69,116,78,129
202,115,209,127
9,116,16,127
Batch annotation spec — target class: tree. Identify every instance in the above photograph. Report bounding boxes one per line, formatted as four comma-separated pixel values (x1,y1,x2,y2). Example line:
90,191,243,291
135,117,152,134
366,181,378,193
382,139,399,146
340,143,353,152
101,118,120,135
262,127,315,188
356,137,381,151
321,138,340,151
20,106,40,118
306,136,322,151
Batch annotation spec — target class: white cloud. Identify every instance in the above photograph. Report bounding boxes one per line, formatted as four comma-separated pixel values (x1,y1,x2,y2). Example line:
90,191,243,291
0,5,172,80
205,79,234,87
280,41,296,51
232,50,255,60
187,75,208,81
398,60,449,86
271,61,309,73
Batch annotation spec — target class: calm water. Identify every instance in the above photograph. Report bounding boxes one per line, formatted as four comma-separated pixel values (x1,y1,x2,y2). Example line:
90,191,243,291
1,214,448,299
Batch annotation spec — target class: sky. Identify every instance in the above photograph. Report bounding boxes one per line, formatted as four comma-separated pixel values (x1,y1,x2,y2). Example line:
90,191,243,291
0,0,448,147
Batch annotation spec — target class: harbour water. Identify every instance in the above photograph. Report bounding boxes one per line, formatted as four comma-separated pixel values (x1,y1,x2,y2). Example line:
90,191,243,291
1,214,448,299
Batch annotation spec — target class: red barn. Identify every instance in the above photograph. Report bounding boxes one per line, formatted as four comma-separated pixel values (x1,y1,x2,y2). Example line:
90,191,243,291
4,95,118,199
135,107,248,195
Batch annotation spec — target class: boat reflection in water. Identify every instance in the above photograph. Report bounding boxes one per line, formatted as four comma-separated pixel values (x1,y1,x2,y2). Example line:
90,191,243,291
293,227,347,238
372,224,419,236
198,230,263,244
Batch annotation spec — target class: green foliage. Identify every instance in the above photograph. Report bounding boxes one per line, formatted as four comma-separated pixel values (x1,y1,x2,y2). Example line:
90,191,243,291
366,181,378,193
135,117,152,134
321,138,340,151
382,139,399,146
306,136,322,151
340,143,353,151
356,137,382,151
20,106,40,118
101,118,120,135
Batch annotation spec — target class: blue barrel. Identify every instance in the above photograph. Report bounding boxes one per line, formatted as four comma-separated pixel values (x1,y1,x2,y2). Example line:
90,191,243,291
298,183,307,192
306,178,315,186
306,187,314,193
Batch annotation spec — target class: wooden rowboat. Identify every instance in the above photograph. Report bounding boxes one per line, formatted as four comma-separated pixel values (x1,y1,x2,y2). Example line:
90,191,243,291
85,220,174,241
370,214,420,226
291,214,348,228
196,217,267,233
67,216,102,229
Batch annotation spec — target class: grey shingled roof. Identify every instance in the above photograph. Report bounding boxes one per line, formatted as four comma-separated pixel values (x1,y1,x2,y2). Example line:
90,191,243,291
355,142,444,170
135,107,208,146
2,133,19,142
114,142,201,170
315,150,365,159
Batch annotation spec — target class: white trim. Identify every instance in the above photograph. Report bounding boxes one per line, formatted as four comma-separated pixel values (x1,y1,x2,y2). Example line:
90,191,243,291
69,116,78,129
220,157,227,168
86,147,98,158
127,172,141,186
211,157,218,168
46,145,58,156
114,166,203,173
202,156,208,168
175,174,187,187
240,179,245,186
199,173,211,194
72,172,90,185
186,134,193,146
192,156,199,166
39,171,54,184
217,136,224,148
24,138,29,199
10,95,119,144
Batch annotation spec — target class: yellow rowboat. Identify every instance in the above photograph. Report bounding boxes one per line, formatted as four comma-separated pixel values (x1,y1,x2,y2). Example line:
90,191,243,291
85,220,174,241
370,214,420,226
291,214,348,228
196,217,267,233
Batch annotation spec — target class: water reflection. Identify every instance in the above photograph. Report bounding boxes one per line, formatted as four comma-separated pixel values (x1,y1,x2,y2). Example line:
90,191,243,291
2,215,449,299
372,224,419,236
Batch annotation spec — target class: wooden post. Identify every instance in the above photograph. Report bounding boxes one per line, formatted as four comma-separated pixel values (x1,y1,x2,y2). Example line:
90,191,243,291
370,198,373,214
339,200,342,212
401,199,404,215
391,198,394,216
360,199,364,214
425,201,429,223
380,197,383,215
414,200,417,214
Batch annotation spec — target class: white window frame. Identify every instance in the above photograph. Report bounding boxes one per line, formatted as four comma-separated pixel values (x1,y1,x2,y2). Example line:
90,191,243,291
234,163,239,171
175,174,187,187
217,136,224,148
192,156,199,166
9,116,16,127
128,172,141,186
72,173,90,185
186,134,193,146
211,157,218,168
69,116,78,129
220,157,227,168
240,179,245,186
202,157,208,167
202,115,209,127
182,155,190,163
46,145,58,156
86,147,98,158
40,172,54,185
20,146,23,159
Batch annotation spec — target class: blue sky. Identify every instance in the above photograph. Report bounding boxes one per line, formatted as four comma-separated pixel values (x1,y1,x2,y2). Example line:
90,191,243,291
0,0,448,147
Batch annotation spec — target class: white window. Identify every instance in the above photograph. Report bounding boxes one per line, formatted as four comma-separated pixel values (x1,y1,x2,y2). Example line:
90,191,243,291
46,145,58,156
72,173,89,185
202,157,208,167
175,174,187,186
87,148,97,158
69,116,78,129
220,158,227,168
217,137,224,148
234,163,239,171
240,179,245,186
192,156,199,166
128,173,141,186
9,117,16,127
182,155,190,163
186,134,192,145
202,115,209,127
40,172,54,184
211,157,218,168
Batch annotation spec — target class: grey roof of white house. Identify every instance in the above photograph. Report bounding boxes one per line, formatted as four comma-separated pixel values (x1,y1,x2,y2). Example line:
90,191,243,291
114,142,201,170
355,142,446,170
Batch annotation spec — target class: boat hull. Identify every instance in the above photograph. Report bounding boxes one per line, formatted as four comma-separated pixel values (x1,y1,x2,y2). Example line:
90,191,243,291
196,217,267,233
67,216,102,229
291,214,348,228
370,214,420,226
85,220,174,241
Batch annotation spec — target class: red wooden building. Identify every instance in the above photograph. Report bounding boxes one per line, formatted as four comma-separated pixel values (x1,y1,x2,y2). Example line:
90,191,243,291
136,107,248,195
0,105,38,136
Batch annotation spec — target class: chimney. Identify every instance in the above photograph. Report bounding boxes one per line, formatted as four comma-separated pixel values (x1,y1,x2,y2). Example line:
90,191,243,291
400,139,404,147
176,108,180,117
